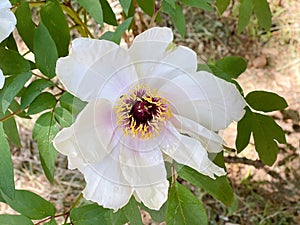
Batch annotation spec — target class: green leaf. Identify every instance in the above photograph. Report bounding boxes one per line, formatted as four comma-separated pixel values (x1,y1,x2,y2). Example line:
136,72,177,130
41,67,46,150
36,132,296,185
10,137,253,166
15,1,36,52
77,0,103,25
0,48,30,75
139,202,167,223
8,99,31,119
162,2,186,37
252,0,272,30
32,112,59,183
21,79,54,109
9,0,20,4
70,204,109,225
180,0,213,11
100,0,117,26
238,0,252,33
100,17,133,44
175,164,234,206
112,17,133,43
198,63,228,80
164,0,175,9
0,192,5,202
0,72,32,113
236,107,252,153
252,113,286,165
105,210,128,225
215,56,247,79
44,219,57,225
0,215,33,225
1,190,56,220
100,31,115,41
245,91,288,112
34,22,58,78
216,0,230,15
54,107,74,127
136,0,154,16
59,92,87,117
27,92,57,115
119,0,132,16
166,181,208,225
0,123,15,200
3,115,21,147
40,0,70,57
6,34,18,52
122,197,142,225
212,151,226,168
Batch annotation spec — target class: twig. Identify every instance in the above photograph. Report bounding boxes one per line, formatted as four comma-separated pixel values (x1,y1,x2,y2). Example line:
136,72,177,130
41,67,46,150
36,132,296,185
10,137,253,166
149,3,161,28
34,213,67,225
34,193,83,225
64,193,83,223
224,156,265,168
0,109,22,122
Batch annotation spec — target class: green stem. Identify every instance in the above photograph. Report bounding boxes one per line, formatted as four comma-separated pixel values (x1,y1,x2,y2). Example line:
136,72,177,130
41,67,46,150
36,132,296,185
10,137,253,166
64,193,83,223
61,5,95,38
149,4,162,28
28,1,46,8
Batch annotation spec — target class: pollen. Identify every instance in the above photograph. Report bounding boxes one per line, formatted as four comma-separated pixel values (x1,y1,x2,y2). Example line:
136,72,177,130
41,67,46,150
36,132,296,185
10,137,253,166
115,84,172,139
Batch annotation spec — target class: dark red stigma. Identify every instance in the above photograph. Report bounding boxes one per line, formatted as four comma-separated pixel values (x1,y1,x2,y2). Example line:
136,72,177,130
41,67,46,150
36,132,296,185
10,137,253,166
130,99,156,124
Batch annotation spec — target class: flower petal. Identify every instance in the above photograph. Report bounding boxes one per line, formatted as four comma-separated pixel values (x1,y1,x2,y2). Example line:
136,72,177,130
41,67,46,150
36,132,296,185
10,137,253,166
128,27,197,89
161,122,226,179
171,114,224,153
159,71,246,130
82,150,133,211
0,0,11,9
56,38,138,102
134,181,169,210
0,69,4,89
118,136,169,210
0,2,16,43
53,99,117,170
131,27,173,43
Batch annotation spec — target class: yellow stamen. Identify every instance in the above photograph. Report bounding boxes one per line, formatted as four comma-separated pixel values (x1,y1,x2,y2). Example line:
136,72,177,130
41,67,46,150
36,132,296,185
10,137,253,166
114,84,172,139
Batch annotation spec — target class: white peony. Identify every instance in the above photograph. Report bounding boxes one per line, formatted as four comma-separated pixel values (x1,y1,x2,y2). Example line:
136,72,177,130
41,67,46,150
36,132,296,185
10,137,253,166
0,0,17,88
0,0,16,43
53,27,246,211
0,69,4,89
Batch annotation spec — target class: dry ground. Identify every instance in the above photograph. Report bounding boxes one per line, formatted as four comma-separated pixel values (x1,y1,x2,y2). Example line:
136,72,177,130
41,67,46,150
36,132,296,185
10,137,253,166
1,0,300,224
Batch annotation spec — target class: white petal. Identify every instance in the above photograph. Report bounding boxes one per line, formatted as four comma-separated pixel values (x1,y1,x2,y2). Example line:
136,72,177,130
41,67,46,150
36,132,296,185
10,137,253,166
159,71,246,130
0,69,4,89
171,114,224,153
56,38,138,102
131,27,173,43
0,6,16,43
53,99,117,170
128,28,197,89
119,138,167,186
161,122,226,178
118,136,169,209
0,0,11,9
83,150,133,211
134,181,169,210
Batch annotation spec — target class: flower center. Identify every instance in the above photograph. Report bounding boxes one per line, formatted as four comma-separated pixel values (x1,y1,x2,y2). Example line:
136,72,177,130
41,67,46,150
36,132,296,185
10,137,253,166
115,84,172,139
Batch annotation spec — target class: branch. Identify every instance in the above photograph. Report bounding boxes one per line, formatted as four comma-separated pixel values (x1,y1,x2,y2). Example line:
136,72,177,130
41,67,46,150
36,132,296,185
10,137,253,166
224,156,265,168
0,110,22,122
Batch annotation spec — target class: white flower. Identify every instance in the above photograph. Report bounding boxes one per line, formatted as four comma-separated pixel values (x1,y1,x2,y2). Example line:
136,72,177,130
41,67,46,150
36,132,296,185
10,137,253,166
0,69,4,89
0,0,16,89
53,27,246,211
0,0,16,43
